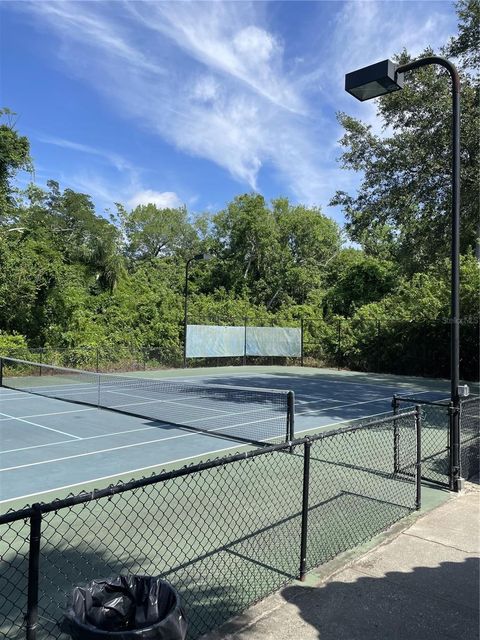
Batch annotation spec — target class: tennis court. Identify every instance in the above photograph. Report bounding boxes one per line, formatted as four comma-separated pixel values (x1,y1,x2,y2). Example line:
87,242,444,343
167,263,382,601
0,358,451,504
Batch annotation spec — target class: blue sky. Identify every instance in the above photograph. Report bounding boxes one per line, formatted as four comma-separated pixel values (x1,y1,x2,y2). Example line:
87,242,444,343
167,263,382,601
1,1,458,224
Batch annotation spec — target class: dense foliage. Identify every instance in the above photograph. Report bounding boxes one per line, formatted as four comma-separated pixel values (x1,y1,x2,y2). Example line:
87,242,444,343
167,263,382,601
0,2,478,379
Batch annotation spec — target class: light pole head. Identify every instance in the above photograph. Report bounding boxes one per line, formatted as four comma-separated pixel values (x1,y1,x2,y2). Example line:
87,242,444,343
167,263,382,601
345,59,404,101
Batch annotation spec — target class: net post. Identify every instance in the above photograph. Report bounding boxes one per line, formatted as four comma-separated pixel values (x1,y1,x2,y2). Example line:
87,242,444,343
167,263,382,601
26,505,42,640
392,395,400,474
300,318,304,367
0,357,3,387
287,391,295,442
299,439,311,581
415,405,422,510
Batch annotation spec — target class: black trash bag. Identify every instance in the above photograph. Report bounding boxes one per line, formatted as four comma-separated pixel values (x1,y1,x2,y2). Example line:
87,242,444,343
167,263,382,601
62,575,187,639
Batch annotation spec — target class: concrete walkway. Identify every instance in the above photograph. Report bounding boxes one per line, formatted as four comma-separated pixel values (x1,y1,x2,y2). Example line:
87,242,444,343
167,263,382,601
204,479,480,640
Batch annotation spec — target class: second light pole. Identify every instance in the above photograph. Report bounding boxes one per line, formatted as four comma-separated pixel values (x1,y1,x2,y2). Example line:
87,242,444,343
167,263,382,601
345,55,462,490
183,253,212,367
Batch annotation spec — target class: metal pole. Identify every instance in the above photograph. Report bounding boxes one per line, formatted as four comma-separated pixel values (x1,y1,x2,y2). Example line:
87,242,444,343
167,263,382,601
392,395,400,474
451,68,461,492
337,318,341,370
287,391,295,442
376,319,380,372
299,440,311,581
26,505,42,640
447,402,461,491
183,259,191,368
397,56,461,490
415,405,422,510
300,318,304,367
243,317,247,367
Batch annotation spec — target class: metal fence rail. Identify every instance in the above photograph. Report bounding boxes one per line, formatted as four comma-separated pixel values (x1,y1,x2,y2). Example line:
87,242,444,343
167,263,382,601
1,411,420,640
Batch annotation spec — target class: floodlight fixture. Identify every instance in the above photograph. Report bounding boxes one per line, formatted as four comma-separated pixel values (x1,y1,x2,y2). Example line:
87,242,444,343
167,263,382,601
345,59,404,101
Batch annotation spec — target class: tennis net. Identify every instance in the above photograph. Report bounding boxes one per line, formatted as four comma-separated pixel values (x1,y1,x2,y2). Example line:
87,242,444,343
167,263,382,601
0,357,294,446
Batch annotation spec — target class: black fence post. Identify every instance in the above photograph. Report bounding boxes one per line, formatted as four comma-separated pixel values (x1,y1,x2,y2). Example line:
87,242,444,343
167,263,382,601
448,402,461,491
300,318,304,367
243,317,247,367
0,357,3,386
287,391,295,442
299,439,311,581
39,348,43,377
415,405,422,510
96,347,99,373
376,319,380,372
337,319,341,370
392,395,400,474
26,505,42,640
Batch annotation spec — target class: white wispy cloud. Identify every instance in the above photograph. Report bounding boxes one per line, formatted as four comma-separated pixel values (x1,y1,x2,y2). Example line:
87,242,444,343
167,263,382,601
128,190,183,209
126,2,305,114
38,135,137,173
16,0,457,217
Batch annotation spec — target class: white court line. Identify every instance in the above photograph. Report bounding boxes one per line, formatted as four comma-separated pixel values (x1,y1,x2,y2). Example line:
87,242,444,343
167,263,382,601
296,394,345,405
296,393,401,416
0,425,160,455
110,398,277,423
0,411,81,440
0,400,286,455
0,432,205,472
0,441,251,506
105,388,232,413
0,407,95,422
0,411,285,473
3,384,237,414
295,409,394,436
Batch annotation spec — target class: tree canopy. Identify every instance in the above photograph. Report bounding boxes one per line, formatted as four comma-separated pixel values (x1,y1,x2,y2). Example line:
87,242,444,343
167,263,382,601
0,1,478,379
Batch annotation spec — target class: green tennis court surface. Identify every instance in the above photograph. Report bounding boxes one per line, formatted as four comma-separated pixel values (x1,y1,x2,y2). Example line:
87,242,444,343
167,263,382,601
0,363,453,505
2,409,428,640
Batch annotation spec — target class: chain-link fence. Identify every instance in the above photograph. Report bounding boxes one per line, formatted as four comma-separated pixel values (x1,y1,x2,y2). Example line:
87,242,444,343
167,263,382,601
4,317,478,381
460,396,480,481
1,411,420,640
392,394,480,488
303,318,479,381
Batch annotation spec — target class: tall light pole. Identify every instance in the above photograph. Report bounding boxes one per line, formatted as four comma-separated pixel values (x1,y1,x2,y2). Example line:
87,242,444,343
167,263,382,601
183,253,212,367
345,56,462,491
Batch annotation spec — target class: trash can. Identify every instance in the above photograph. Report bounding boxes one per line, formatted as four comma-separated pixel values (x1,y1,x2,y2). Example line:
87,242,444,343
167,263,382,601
62,575,188,639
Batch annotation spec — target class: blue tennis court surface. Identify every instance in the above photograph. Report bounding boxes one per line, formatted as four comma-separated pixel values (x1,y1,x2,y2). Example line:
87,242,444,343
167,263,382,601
0,366,451,504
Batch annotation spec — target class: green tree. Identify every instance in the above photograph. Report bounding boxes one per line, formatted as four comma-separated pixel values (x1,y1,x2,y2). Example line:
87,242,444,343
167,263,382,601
116,203,199,260
324,250,398,317
0,108,32,219
211,194,284,307
211,194,341,309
